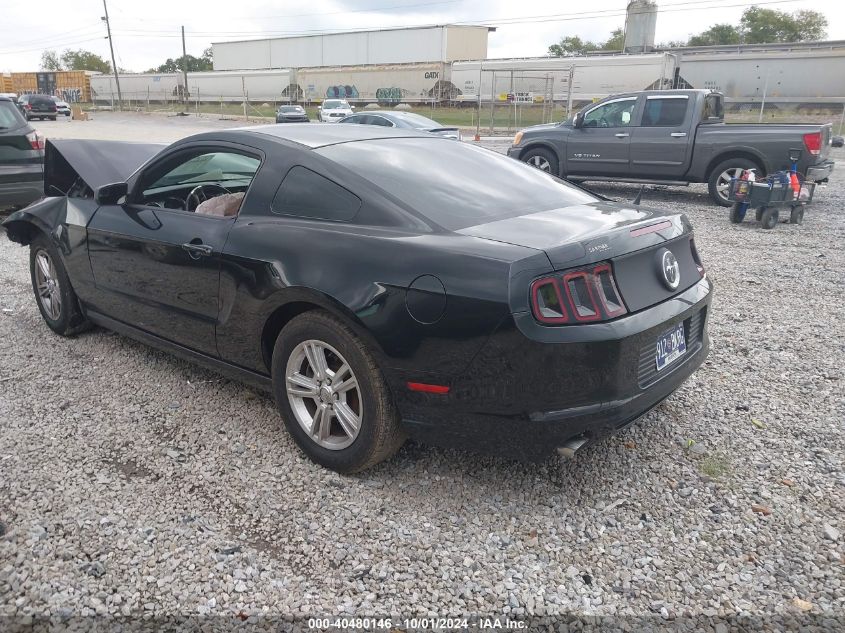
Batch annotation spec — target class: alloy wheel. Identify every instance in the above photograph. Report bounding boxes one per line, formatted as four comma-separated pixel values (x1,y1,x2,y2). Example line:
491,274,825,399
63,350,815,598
285,339,362,450
528,155,551,172
34,250,62,321
716,167,743,202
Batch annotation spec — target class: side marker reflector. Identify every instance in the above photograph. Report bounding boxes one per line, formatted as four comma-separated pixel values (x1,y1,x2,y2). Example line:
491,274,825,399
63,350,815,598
407,382,450,394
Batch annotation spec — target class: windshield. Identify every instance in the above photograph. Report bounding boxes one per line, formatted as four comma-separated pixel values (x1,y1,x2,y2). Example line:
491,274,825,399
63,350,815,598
322,100,349,110
279,106,302,112
317,138,596,231
149,152,261,189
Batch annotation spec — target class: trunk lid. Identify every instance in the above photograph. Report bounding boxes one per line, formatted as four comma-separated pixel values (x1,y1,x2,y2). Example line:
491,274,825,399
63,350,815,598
458,201,702,313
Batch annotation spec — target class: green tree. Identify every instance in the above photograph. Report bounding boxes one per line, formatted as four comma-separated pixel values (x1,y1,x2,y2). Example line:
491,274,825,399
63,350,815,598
548,36,599,57
548,28,624,56
740,7,827,43
60,49,112,73
603,27,625,51
146,49,213,74
40,50,63,71
687,24,741,46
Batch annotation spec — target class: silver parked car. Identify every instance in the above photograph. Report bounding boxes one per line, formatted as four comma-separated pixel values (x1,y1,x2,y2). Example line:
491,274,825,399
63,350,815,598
338,111,461,140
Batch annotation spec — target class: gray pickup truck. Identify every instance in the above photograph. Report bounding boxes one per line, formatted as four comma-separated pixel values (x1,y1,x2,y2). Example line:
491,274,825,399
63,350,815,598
508,89,835,206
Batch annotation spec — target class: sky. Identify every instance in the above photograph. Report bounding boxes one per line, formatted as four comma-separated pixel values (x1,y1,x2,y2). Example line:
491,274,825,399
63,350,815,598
1,0,844,73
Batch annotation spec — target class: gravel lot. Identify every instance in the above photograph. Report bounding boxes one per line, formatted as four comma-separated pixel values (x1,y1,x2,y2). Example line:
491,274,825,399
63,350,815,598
1,113,843,629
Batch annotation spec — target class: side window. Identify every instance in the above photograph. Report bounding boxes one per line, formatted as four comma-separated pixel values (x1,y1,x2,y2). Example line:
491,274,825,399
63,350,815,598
272,166,362,222
583,99,637,128
369,116,394,127
342,115,362,124
642,97,689,127
138,150,261,215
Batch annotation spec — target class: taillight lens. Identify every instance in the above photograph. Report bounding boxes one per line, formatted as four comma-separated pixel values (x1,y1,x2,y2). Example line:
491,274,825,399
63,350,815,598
25,130,45,150
530,262,628,325
690,236,705,277
803,132,822,156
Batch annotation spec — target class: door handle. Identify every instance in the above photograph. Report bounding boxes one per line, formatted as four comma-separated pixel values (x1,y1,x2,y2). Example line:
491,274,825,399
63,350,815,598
670,132,687,137
181,242,213,259
614,133,630,138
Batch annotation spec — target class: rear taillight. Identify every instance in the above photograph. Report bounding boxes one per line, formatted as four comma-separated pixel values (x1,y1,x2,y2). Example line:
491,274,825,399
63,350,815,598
530,261,628,325
25,130,45,150
690,236,705,277
803,132,822,156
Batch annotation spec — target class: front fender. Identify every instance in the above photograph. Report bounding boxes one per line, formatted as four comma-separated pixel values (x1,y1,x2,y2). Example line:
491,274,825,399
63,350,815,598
1,198,66,247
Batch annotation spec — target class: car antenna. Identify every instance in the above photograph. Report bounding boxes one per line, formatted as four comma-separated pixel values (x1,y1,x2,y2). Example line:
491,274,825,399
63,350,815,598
632,186,644,205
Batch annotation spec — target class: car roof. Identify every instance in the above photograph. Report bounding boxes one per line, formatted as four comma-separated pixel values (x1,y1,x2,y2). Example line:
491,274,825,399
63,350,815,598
244,123,434,148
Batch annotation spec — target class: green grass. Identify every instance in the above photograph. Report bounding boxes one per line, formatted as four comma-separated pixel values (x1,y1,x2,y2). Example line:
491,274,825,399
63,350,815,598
698,455,732,479
86,101,845,133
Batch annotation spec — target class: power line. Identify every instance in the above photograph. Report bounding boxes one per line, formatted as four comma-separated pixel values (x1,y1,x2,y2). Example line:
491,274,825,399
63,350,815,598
106,0,812,40
107,0,464,24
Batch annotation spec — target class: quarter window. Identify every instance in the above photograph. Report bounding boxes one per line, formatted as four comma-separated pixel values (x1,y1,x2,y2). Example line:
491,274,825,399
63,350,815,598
642,97,689,127
272,166,361,222
583,99,637,128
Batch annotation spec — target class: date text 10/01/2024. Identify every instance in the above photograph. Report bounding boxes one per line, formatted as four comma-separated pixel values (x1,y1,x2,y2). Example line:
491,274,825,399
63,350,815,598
307,617,526,629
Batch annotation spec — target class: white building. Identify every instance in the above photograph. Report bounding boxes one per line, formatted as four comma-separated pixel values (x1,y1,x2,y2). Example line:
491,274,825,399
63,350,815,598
212,25,492,71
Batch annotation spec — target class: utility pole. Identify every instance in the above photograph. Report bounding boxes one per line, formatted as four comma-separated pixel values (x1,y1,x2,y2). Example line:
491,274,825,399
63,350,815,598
101,0,122,109
181,26,189,107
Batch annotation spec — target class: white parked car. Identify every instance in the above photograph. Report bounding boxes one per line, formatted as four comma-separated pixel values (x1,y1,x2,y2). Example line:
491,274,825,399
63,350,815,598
317,99,354,123
51,96,71,117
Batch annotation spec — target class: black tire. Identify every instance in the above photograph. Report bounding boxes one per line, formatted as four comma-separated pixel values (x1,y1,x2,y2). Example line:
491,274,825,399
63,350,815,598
755,207,764,221
29,234,91,336
521,147,559,176
729,203,745,224
271,310,405,473
50,116,57,121
789,206,804,225
707,157,761,207
760,207,779,230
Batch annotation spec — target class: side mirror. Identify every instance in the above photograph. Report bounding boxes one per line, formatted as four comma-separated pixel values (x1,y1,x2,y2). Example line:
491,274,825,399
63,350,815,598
573,111,585,129
95,182,128,205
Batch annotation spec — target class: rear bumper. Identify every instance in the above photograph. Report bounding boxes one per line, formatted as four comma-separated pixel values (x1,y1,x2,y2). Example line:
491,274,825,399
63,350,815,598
396,277,712,458
806,160,834,182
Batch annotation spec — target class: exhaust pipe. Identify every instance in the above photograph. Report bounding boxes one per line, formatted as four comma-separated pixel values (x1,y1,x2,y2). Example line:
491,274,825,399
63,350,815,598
556,435,589,459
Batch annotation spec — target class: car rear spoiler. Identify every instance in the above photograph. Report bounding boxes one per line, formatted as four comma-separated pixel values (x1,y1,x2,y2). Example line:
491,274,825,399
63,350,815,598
43,139,165,197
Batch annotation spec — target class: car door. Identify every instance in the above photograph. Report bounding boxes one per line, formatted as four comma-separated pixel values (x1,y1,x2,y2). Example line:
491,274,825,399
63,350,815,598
629,94,694,179
86,144,263,356
565,96,639,177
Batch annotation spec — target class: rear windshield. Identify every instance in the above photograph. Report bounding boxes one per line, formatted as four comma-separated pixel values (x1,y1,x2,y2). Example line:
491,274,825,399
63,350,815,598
317,138,596,230
28,96,54,106
0,101,24,128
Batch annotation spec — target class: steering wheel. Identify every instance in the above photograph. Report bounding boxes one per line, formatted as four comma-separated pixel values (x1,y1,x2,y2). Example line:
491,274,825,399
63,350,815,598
186,183,231,212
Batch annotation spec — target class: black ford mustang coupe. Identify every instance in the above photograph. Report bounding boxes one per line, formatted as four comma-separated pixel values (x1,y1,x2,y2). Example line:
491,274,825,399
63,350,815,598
2,125,712,472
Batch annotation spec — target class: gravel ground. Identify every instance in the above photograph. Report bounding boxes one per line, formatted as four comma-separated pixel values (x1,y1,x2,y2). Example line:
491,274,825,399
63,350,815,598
0,114,843,630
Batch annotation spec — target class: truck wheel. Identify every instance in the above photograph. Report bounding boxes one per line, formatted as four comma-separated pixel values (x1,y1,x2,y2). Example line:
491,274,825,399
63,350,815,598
708,158,760,207
760,207,779,230
522,148,559,176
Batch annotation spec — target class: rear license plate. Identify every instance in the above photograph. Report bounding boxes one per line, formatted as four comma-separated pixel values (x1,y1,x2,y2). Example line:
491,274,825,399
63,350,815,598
655,322,686,371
